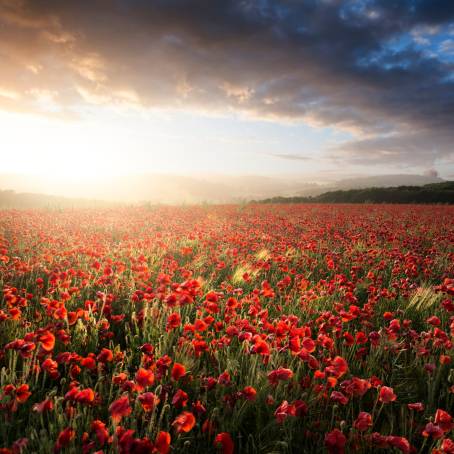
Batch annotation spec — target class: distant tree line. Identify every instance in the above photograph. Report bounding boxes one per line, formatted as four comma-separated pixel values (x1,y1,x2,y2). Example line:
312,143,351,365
257,181,454,205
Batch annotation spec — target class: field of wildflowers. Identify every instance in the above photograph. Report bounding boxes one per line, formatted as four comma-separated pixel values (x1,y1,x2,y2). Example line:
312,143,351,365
0,204,453,453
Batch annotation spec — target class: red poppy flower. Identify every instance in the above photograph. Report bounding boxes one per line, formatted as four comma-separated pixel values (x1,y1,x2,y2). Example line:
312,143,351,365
434,409,453,433
326,356,348,378
154,431,171,454
325,429,346,454
354,412,373,432
97,348,113,363
171,363,186,381
214,432,234,454
135,368,155,390
330,391,349,405
55,427,75,452
267,368,293,385
241,386,257,401
75,388,95,404
138,392,160,412
172,389,189,408
407,402,424,412
172,411,196,433
440,438,454,453
422,422,444,439
33,398,54,413
274,400,296,423
39,331,55,352
250,339,270,356
387,436,411,453
379,386,397,403
41,358,59,379
15,384,31,404
218,371,231,386
166,313,181,331
109,395,132,423
91,420,109,446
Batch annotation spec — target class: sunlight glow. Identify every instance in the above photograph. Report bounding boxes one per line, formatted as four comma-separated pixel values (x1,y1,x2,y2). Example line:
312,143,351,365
1,111,150,180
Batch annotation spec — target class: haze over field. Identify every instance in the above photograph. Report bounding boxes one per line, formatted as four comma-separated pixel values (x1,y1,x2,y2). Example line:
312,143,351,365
1,0,453,202
0,172,446,204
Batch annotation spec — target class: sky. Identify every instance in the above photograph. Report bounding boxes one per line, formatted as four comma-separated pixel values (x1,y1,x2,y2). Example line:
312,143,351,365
1,0,454,188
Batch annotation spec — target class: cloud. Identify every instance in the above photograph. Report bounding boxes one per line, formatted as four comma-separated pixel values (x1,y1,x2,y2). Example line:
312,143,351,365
330,129,454,168
0,0,454,167
267,153,312,161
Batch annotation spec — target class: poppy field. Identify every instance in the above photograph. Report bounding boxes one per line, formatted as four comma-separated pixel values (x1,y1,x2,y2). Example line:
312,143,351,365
0,204,454,454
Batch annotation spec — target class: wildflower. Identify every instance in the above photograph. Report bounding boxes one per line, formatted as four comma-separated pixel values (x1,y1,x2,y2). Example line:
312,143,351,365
15,384,31,404
330,391,349,405
135,368,155,390
33,398,54,413
138,392,160,412
171,363,186,381
435,409,453,432
379,386,396,403
274,401,296,423
214,432,234,454
326,356,348,378
422,422,444,439
91,420,109,446
407,402,424,412
109,395,131,423
325,429,347,454
354,412,373,432
154,431,171,454
39,331,55,352
250,338,270,356
241,386,257,401
54,427,75,452
267,368,293,385
97,348,113,363
172,389,189,408
172,411,196,433
74,388,95,404
166,313,181,331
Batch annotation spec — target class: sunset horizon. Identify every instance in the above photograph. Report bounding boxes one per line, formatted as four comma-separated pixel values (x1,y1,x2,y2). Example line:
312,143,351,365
1,0,454,197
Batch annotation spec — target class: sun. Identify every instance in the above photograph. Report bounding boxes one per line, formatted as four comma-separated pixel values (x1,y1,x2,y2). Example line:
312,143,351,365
0,110,132,181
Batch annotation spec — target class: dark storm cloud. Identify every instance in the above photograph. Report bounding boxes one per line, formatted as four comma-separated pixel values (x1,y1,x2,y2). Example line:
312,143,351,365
0,0,453,166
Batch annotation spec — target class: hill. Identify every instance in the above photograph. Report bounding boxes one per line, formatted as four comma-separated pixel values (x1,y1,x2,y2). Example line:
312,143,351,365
258,181,454,204
0,190,118,209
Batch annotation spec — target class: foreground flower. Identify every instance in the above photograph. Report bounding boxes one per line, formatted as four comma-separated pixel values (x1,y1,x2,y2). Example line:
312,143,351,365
33,398,54,413
91,420,109,446
379,386,397,403
39,331,55,352
422,422,444,439
154,431,171,454
54,427,75,452
354,412,373,432
274,400,296,423
109,395,132,423
171,363,186,381
15,384,31,404
325,429,347,454
172,411,196,433
241,386,257,401
138,392,160,412
267,368,293,385
214,432,234,454
434,409,453,433
326,356,349,378
135,367,155,390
